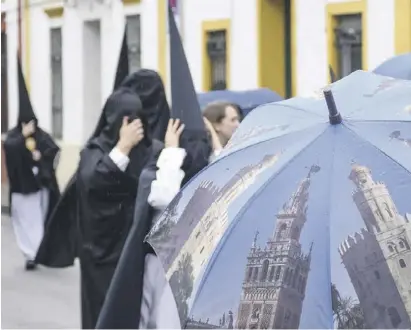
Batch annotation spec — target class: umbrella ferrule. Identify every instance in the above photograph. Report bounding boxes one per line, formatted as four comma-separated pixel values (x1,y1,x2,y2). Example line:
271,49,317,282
323,88,342,125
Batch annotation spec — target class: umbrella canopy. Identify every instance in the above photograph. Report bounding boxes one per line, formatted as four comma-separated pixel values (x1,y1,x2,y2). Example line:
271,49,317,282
373,53,411,80
197,88,283,116
147,70,411,329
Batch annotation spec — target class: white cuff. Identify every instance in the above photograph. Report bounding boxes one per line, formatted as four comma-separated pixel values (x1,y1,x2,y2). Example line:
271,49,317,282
157,147,187,169
109,147,130,172
209,148,223,163
213,148,223,157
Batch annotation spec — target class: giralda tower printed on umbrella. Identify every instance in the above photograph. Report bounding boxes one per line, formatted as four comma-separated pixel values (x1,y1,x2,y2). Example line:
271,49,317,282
147,71,411,329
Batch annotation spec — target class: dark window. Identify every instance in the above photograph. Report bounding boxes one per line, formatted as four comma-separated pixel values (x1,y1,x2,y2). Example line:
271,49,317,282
268,266,275,282
334,14,362,78
253,267,259,282
374,270,380,279
246,267,253,282
126,15,141,73
206,30,227,90
50,27,63,139
260,260,269,281
275,266,281,281
399,259,406,268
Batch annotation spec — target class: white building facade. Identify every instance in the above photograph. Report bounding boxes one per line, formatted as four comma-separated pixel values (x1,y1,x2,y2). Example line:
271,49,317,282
2,0,410,186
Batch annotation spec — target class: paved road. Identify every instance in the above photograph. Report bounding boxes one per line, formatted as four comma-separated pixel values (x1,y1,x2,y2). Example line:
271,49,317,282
1,215,81,329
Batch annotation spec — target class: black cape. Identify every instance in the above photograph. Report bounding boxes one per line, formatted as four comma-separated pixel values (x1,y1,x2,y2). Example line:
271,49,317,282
35,174,78,267
4,126,60,224
77,142,140,329
96,140,164,329
79,82,159,329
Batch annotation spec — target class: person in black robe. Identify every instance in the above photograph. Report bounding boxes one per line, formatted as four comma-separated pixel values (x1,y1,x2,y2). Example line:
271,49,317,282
4,55,60,271
77,73,170,329
36,68,171,329
96,5,213,329
35,26,132,269
35,68,170,267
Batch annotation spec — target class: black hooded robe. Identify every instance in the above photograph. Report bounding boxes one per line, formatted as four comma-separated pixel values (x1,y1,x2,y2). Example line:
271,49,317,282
5,55,60,263
77,142,139,329
76,84,161,329
96,10,214,326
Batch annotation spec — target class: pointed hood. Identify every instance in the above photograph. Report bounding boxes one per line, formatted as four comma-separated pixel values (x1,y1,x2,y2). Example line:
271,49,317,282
168,3,204,130
17,53,37,125
329,65,337,83
89,27,130,142
113,26,130,90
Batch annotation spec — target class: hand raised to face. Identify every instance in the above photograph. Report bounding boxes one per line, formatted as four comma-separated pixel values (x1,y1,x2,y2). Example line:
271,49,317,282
116,116,145,155
165,118,185,148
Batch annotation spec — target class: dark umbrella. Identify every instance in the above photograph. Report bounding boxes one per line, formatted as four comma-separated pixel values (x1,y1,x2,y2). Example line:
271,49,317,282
197,88,283,117
373,52,411,80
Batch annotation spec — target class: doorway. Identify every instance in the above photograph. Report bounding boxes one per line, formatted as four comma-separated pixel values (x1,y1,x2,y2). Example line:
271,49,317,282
2,13,9,134
83,20,102,140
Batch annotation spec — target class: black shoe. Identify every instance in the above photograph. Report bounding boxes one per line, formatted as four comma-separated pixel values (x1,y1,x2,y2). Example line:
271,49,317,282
25,260,37,271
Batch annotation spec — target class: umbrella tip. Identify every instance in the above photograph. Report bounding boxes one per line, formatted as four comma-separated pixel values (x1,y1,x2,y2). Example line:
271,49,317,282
323,87,342,125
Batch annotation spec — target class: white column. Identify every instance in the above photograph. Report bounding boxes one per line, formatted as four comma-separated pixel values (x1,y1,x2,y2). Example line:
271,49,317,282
62,7,85,144
6,5,19,129
366,0,395,70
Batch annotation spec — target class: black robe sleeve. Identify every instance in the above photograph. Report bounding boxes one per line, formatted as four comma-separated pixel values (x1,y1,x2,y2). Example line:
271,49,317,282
77,146,142,329
96,142,164,329
4,129,61,216
76,145,141,266
3,130,38,195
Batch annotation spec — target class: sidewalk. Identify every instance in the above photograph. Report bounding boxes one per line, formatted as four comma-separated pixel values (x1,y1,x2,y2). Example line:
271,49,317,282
1,184,9,215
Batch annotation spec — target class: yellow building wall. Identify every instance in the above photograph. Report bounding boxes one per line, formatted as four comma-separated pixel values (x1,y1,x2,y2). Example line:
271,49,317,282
256,0,297,98
395,0,411,54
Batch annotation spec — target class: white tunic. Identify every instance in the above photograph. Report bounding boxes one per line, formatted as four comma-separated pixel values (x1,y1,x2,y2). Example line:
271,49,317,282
11,187,49,261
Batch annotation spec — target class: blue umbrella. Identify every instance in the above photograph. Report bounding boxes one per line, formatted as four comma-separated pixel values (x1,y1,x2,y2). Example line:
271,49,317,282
373,52,411,80
147,70,411,329
198,88,283,116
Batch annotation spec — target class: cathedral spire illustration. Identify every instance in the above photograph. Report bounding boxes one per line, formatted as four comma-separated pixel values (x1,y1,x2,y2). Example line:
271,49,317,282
166,153,280,282
235,166,319,329
340,164,411,328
